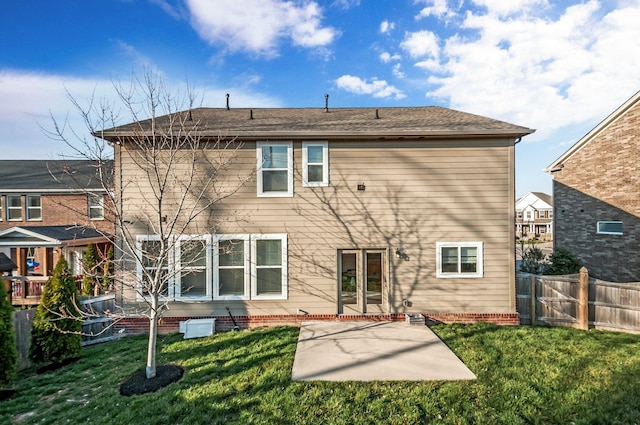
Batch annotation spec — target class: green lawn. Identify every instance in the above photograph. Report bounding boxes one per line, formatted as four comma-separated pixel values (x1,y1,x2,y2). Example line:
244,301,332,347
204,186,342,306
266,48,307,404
2,323,640,424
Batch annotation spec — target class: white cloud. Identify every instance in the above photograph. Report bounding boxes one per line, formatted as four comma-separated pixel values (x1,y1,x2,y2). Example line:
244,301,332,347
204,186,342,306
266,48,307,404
392,64,405,79
415,0,460,19
332,0,361,9
185,0,337,57
380,20,395,33
379,52,401,63
411,0,640,141
0,70,282,159
336,75,406,99
400,30,440,58
115,40,155,68
471,0,549,17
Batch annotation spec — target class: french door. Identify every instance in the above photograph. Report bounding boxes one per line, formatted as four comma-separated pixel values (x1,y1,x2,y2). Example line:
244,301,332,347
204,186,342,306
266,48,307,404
338,249,387,314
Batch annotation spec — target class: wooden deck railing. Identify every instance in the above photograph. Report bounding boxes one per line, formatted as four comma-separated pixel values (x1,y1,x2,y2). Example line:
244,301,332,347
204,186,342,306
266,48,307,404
8,276,83,307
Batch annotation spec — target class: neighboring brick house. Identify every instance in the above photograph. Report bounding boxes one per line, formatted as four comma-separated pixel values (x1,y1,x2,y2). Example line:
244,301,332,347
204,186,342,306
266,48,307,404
99,106,534,328
546,91,640,282
0,160,113,277
515,192,553,241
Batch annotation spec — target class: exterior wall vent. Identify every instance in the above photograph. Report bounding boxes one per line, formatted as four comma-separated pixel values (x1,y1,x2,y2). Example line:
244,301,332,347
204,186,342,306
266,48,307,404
179,318,216,339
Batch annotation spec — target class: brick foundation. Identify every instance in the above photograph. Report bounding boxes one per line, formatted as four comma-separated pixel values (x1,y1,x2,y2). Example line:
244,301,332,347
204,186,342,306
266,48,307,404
113,312,520,334
422,312,520,326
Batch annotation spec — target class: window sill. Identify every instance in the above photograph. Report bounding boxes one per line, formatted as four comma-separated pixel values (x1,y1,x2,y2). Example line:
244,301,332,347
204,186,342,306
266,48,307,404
436,273,483,279
175,297,213,302
252,294,287,300
257,192,294,198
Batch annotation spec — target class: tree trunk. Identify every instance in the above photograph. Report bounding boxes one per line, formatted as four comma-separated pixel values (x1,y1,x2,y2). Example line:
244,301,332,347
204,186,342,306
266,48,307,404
146,298,159,379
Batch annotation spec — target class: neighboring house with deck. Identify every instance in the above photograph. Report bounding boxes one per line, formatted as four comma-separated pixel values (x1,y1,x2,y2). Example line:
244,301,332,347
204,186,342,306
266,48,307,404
99,106,534,328
0,160,113,305
515,192,553,241
545,91,640,282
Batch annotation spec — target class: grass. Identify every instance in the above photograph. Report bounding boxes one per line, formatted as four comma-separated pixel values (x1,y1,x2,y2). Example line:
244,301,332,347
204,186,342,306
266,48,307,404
2,323,640,424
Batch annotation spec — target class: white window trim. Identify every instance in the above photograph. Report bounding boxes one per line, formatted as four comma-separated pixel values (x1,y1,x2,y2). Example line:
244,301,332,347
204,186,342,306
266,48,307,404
436,241,484,278
175,235,212,301
88,194,105,220
26,195,42,221
7,195,22,221
302,141,329,187
213,234,250,301
257,141,294,197
596,221,623,235
251,234,288,300
135,235,174,302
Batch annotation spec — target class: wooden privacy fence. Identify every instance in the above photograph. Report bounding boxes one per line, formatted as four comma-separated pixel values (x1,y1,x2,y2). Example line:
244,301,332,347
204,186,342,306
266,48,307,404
80,293,117,346
517,267,640,333
12,293,117,370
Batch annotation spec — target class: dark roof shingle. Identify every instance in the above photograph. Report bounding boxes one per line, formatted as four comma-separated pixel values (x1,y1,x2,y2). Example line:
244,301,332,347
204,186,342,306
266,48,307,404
100,106,535,140
0,160,112,191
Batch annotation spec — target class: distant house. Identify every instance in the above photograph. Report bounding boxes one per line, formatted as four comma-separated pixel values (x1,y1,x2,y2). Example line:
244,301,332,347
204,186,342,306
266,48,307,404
98,106,534,328
515,192,553,241
0,160,113,281
546,91,640,282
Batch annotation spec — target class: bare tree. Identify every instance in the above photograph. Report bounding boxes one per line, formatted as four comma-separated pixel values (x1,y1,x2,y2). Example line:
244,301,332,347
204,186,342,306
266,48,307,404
47,71,251,379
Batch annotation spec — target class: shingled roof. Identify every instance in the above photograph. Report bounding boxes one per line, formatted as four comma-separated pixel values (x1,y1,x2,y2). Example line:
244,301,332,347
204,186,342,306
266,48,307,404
0,160,112,192
99,106,535,140
0,226,110,248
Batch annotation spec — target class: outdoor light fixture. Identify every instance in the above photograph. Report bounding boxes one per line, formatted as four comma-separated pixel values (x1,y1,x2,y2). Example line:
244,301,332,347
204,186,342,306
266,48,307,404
357,183,366,191
395,248,409,261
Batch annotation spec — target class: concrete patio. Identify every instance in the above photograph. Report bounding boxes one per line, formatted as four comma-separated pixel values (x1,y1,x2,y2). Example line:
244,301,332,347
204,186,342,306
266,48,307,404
292,321,476,381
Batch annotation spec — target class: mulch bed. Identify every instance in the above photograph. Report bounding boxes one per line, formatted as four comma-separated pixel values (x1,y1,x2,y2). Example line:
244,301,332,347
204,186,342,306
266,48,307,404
119,364,184,396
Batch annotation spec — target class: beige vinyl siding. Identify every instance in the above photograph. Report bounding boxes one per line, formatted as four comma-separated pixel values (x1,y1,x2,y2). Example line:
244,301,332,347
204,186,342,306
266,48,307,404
117,136,516,316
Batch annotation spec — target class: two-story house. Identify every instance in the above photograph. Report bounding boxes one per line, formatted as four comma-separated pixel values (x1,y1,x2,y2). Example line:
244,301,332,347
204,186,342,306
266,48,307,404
515,192,553,241
546,91,640,282
100,106,534,329
0,160,113,282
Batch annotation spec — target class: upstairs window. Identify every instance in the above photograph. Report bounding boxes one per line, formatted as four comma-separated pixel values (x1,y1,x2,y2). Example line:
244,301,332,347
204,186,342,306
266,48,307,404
7,195,22,221
436,242,484,278
302,142,329,187
257,142,293,197
26,195,41,221
88,194,104,220
597,221,623,235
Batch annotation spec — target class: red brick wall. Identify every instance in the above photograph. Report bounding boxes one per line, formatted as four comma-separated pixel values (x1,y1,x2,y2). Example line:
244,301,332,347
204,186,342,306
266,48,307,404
0,193,114,234
552,101,640,282
114,312,519,335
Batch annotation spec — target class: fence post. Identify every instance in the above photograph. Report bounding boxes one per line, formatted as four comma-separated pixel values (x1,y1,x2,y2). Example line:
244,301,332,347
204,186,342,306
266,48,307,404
529,274,537,326
578,267,589,330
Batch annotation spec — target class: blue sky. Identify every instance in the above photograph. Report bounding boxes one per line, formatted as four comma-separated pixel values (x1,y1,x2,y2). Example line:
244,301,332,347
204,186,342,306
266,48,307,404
1,0,640,197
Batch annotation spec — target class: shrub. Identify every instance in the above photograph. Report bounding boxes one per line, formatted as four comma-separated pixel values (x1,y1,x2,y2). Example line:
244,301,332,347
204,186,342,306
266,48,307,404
30,257,82,365
82,243,100,296
103,245,114,291
520,244,547,274
0,278,17,387
545,248,583,275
